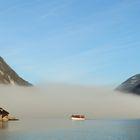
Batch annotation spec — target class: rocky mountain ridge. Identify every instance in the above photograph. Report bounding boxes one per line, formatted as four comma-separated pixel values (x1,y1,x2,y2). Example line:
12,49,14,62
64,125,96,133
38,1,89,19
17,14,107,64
0,56,32,86
116,74,140,95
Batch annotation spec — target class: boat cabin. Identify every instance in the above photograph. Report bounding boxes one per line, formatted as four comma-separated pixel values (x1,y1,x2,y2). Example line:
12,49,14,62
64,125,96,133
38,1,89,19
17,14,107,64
71,114,85,120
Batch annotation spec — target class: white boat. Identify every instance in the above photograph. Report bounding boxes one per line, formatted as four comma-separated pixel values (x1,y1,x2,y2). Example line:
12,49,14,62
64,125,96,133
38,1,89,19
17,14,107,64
71,115,85,121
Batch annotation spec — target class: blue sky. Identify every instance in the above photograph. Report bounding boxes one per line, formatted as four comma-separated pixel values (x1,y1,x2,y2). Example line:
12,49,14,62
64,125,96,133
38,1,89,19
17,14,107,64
0,0,140,86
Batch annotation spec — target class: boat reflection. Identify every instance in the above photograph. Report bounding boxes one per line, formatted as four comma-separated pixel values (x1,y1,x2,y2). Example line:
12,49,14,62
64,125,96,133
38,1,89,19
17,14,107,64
0,122,8,129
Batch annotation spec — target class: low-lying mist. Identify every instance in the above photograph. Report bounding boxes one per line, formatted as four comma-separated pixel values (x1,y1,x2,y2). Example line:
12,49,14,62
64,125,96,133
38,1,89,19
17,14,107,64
0,84,140,119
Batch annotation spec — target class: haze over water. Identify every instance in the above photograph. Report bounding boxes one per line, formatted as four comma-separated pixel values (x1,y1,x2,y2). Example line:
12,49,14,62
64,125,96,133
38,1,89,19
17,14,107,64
0,84,140,119
1,84,140,140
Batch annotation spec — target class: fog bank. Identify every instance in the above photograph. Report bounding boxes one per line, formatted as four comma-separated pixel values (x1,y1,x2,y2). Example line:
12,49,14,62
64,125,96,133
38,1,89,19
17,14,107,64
0,84,140,119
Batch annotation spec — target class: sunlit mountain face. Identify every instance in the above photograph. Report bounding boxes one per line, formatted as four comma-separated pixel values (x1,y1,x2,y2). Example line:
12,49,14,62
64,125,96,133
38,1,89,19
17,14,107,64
0,56,32,86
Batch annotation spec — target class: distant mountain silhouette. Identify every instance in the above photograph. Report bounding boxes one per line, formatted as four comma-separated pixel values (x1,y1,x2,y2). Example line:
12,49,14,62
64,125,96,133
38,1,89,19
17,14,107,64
116,74,140,95
0,56,32,86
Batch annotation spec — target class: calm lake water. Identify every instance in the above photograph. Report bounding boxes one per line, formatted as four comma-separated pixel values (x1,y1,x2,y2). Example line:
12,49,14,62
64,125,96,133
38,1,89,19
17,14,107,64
0,119,140,140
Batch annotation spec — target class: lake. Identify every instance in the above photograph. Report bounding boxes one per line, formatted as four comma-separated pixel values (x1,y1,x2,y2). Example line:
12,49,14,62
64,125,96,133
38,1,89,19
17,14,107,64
0,119,140,140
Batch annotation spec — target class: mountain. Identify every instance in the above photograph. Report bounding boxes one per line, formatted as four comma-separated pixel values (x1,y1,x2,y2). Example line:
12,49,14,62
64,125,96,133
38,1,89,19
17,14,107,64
0,56,32,86
116,74,140,95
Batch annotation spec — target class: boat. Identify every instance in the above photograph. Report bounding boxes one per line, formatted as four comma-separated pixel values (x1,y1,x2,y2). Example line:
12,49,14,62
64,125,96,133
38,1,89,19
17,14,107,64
71,115,85,121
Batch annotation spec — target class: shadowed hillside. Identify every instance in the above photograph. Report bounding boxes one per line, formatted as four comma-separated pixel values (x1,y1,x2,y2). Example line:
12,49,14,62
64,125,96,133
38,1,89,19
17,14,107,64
116,74,140,95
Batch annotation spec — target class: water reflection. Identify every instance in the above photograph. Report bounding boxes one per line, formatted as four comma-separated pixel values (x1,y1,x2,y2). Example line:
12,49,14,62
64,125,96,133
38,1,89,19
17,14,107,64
0,122,8,129
1,120,140,140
